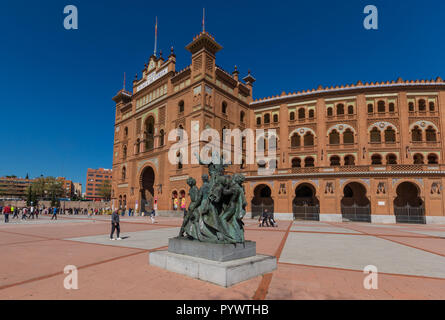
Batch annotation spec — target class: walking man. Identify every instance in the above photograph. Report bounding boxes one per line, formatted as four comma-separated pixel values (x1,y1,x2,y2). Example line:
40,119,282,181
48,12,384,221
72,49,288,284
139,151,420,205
3,204,11,223
261,208,270,227
12,206,18,219
110,210,121,240
51,207,58,220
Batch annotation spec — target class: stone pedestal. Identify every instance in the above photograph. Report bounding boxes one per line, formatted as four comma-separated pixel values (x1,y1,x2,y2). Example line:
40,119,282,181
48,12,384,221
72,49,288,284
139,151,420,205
149,238,277,287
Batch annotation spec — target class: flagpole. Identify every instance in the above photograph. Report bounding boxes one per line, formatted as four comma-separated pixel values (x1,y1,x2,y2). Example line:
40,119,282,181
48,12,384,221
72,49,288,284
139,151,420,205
154,16,158,56
202,8,205,32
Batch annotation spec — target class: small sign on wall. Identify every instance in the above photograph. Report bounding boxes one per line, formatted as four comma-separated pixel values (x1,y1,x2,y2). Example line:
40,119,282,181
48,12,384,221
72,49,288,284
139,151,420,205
378,201,385,206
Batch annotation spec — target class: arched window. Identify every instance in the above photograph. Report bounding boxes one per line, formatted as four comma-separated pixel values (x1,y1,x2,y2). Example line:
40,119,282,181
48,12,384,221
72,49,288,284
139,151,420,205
428,153,439,164
384,127,396,143
426,126,437,142
411,126,422,142
418,99,426,112
177,152,183,169
344,155,355,166
337,104,344,115
257,137,266,152
347,105,354,115
371,154,382,165
264,114,270,124
136,139,140,154
291,158,301,168
330,156,340,166
178,100,184,113
124,127,128,137
386,154,397,164
305,157,315,167
304,132,314,146
268,135,277,150
145,116,155,150
298,108,305,119
329,130,340,145
240,111,245,123
368,104,374,113
273,114,279,123
289,112,295,121
308,109,315,119
370,127,381,143
122,166,126,180
429,102,435,112
327,107,333,117
269,159,278,169
413,153,424,164
123,145,127,159
159,129,165,147
222,101,228,114
377,100,385,113
291,133,301,148
256,117,261,125
389,103,395,113
178,125,184,140
409,102,415,112
343,129,354,144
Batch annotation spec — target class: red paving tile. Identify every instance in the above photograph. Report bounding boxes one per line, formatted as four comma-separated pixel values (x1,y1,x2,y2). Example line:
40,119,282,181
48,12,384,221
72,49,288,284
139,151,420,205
268,263,445,300
1,217,445,300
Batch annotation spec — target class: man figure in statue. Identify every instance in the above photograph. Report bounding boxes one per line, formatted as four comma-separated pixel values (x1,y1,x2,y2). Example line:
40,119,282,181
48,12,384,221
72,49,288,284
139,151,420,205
179,178,201,239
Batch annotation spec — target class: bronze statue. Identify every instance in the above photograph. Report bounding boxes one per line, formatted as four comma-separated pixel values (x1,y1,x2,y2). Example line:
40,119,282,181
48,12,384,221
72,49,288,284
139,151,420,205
179,153,247,244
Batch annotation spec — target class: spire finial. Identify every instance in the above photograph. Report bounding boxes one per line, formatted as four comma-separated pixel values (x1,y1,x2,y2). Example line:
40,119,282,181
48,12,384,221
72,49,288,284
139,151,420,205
154,16,158,56
202,8,205,32
123,72,126,91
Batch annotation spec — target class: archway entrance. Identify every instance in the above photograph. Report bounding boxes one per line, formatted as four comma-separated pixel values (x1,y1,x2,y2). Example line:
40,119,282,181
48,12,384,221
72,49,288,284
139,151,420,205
292,183,320,221
251,184,274,218
140,166,155,214
341,182,371,222
394,182,425,224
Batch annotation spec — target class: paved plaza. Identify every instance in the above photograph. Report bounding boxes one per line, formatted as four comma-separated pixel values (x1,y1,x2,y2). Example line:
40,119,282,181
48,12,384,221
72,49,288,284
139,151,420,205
1,215,445,299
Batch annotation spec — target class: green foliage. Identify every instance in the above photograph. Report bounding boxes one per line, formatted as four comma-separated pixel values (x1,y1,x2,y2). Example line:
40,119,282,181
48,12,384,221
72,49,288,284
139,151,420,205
29,177,64,203
98,180,112,201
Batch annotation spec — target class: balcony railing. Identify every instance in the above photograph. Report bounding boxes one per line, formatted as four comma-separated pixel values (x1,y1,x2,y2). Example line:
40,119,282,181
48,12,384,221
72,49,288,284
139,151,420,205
244,164,445,177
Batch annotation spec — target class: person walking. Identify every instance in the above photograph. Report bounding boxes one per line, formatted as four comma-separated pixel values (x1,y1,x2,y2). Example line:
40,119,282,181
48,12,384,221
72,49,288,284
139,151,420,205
12,206,18,219
268,210,277,227
3,204,11,223
22,207,28,220
261,208,270,227
51,207,58,220
110,210,121,240
150,208,156,224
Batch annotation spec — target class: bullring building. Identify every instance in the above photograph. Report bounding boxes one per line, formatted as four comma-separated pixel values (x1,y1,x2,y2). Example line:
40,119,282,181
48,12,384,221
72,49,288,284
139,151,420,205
112,30,445,224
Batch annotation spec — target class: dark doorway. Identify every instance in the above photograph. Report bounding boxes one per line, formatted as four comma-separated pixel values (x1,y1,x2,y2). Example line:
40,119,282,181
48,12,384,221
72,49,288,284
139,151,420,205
394,182,425,224
140,166,155,214
341,182,371,222
251,184,274,218
292,184,320,221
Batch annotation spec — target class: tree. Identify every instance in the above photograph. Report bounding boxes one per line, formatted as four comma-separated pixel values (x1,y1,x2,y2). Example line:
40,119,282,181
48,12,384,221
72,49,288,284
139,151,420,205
29,176,64,204
98,180,112,201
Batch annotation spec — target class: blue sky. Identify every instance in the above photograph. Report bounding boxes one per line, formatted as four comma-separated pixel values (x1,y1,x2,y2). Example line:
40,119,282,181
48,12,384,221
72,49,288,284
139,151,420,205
1,0,444,189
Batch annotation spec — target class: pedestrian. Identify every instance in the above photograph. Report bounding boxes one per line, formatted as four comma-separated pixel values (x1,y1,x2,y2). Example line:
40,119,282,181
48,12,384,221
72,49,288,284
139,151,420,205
150,208,156,224
110,210,121,240
22,207,28,220
3,204,11,223
261,208,270,227
51,207,58,220
35,207,39,219
30,206,35,219
268,211,277,227
12,206,18,219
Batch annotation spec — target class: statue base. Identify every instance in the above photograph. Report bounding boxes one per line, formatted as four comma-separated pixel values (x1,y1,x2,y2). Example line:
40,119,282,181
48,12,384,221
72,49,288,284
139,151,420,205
168,237,256,262
149,238,277,287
